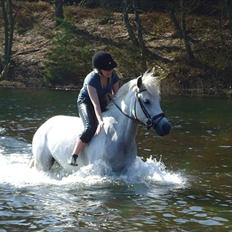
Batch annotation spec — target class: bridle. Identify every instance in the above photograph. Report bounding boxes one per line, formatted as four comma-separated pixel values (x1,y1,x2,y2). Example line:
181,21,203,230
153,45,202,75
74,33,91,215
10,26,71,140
135,90,165,129
112,89,165,129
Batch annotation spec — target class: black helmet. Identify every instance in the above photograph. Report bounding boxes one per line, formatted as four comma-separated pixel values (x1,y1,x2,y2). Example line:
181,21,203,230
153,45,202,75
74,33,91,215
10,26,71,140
92,51,117,70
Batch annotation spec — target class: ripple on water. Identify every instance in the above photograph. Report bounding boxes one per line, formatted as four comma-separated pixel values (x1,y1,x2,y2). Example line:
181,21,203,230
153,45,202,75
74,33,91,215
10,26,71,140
163,213,176,218
191,218,224,226
0,127,6,135
218,145,232,149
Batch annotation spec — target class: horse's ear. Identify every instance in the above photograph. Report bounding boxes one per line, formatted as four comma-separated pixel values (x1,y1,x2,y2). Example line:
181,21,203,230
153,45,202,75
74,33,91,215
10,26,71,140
137,75,143,89
151,67,156,75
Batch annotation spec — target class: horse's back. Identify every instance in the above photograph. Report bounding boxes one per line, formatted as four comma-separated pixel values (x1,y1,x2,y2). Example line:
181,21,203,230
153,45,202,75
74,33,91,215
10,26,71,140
32,115,82,170
33,115,82,142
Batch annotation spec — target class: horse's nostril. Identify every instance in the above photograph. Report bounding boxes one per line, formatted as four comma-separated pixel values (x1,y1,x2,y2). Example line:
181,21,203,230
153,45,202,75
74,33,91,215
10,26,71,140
154,118,171,136
162,122,171,135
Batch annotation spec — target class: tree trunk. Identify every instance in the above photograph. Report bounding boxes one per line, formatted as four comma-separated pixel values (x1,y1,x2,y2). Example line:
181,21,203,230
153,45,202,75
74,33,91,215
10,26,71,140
0,0,15,80
133,0,147,69
226,0,232,36
8,0,14,63
1,0,9,65
168,0,194,61
179,0,194,61
122,0,147,68
55,0,64,25
168,7,183,38
122,0,139,47
219,3,226,46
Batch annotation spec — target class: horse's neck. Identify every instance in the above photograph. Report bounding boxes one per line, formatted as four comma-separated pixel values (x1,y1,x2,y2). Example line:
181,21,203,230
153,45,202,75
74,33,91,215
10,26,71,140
116,111,137,140
105,93,137,141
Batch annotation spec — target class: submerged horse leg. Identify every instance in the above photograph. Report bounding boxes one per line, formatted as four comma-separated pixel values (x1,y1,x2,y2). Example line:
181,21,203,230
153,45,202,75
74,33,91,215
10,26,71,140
29,155,55,171
31,130,55,171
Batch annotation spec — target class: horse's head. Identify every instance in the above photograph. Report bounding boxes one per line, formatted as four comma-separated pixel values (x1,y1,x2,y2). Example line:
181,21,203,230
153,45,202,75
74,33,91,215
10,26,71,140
134,69,171,136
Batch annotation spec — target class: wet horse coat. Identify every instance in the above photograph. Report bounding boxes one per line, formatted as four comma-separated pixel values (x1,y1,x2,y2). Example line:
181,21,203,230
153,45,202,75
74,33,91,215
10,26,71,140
31,70,171,172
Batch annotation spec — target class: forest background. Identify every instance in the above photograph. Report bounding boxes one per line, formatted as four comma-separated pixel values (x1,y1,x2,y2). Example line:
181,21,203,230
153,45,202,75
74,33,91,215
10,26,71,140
0,0,232,96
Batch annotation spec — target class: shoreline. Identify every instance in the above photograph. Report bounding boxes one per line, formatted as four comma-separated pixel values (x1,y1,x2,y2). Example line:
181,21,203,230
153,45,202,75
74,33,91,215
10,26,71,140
1,80,231,97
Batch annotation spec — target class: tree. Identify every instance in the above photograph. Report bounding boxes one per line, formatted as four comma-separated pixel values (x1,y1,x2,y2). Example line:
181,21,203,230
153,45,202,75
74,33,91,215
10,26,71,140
167,0,195,61
122,0,147,69
55,0,64,25
0,0,15,80
226,0,232,36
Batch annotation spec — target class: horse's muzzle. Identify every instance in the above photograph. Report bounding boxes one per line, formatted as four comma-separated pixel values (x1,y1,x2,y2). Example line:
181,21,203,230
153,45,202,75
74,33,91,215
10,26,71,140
154,117,171,136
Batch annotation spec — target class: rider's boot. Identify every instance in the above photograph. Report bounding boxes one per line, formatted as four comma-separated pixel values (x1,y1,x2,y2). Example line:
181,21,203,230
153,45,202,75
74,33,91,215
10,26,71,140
69,138,86,166
69,154,78,166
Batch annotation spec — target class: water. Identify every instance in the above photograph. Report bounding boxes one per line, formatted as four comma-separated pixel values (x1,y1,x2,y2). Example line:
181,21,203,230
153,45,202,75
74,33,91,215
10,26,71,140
0,88,231,231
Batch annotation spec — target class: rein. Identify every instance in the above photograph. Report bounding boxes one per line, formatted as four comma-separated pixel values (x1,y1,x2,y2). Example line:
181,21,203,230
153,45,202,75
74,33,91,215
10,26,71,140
111,89,165,129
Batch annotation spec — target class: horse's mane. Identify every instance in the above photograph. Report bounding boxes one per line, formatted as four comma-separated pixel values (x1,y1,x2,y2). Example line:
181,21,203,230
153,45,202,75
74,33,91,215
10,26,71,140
115,79,137,100
142,70,160,96
115,70,160,101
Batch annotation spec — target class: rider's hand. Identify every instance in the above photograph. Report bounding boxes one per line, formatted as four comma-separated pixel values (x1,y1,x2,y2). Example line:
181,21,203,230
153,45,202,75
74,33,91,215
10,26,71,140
95,121,104,135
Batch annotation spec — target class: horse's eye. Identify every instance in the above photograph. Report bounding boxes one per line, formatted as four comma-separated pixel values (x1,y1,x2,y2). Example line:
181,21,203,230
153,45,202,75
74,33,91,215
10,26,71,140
144,99,150,105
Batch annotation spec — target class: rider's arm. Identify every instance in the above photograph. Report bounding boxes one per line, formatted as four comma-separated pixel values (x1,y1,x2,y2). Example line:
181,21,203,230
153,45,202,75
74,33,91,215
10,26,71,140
87,85,103,125
112,81,119,95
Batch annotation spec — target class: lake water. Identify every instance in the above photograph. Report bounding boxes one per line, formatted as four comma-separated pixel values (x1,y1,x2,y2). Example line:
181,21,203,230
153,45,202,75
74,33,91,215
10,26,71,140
0,88,231,231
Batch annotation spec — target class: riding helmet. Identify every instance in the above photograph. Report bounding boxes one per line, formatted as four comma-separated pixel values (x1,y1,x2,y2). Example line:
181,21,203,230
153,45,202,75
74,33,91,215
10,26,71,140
92,51,117,70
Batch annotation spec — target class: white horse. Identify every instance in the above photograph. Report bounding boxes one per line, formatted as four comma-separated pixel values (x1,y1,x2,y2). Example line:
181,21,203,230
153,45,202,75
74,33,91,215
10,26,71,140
31,70,171,173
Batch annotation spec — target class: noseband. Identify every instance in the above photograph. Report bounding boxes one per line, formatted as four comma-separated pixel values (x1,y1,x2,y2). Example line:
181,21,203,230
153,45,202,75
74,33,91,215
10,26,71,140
112,89,165,129
135,90,165,129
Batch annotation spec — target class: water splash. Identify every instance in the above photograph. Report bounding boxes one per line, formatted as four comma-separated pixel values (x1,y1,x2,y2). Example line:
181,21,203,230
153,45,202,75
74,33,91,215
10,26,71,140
0,150,186,188
0,135,186,188
122,156,185,186
0,152,59,187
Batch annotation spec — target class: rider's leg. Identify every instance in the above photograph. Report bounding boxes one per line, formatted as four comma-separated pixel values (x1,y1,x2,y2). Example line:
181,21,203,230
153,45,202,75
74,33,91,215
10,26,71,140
70,137,86,166
72,137,86,156
70,101,98,166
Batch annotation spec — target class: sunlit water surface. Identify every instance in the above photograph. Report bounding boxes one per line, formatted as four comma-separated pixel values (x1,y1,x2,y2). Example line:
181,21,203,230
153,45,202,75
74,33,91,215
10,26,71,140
0,89,231,231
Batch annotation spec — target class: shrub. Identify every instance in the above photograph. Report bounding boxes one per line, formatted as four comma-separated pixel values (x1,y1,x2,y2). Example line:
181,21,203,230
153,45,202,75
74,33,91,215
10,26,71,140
44,21,92,85
16,7,37,33
15,1,51,34
24,1,51,12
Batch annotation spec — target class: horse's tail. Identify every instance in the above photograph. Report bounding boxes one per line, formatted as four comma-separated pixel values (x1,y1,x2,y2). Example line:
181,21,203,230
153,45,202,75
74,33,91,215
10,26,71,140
32,119,55,171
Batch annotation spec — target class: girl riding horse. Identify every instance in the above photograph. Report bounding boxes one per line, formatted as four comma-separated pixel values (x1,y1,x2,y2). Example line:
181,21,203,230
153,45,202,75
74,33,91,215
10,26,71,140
69,51,120,166
31,69,171,172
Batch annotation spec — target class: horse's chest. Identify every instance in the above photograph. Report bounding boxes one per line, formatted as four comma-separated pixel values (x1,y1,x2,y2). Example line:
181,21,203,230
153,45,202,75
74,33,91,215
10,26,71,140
115,141,129,153
105,125,136,155
106,138,135,158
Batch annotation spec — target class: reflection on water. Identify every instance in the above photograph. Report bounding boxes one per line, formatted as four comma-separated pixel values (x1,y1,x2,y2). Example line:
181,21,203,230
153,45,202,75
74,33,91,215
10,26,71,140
0,88,232,231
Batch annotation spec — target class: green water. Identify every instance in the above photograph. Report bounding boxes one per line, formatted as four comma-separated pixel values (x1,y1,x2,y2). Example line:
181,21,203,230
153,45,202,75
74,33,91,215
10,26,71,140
0,88,231,231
